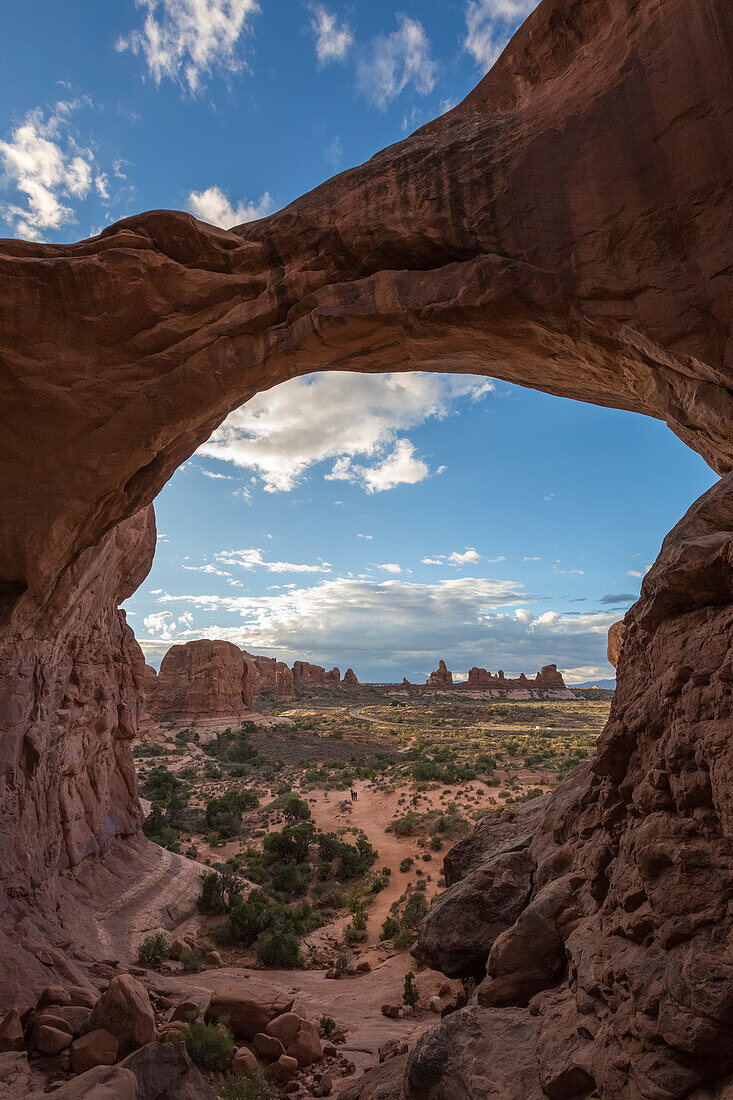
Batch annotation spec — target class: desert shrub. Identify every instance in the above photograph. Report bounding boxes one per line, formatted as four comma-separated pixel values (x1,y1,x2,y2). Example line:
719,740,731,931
205,791,250,838
137,933,169,964
254,930,304,969
392,813,421,838
403,971,419,1008
380,916,401,941
221,1071,277,1100
184,1020,235,1070
213,891,317,948
141,765,183,803
399,857,414,873
320,1015,336,1036
263,823,315,865
197,869,244,915
311,882,346,909
370,874,388,893
430,836,443,851
269,862,311,899
344,926,368,945
180,947,207,973
401,892,429,933
281,794,311,821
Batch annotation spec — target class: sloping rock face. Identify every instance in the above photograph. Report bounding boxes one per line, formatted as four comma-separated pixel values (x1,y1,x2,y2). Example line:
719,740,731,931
275,663,294,699
0,0,733,1087
150,639,259,717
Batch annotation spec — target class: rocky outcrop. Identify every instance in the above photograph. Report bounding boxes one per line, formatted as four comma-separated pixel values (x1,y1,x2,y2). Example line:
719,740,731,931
247,653,277,692
1,0,733,1087
466,664,566,691
150,639,259,717
275,662,294,699
607,621,626,669
292,661,340,687
343,668,359,687
426,660,453,688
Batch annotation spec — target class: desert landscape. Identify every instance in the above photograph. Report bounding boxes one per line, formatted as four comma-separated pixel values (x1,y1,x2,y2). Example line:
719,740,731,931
2,0,733,1096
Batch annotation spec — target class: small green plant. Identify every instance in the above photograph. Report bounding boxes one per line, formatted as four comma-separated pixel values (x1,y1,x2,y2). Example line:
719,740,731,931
254,930,305,969
221,1070,278,1100
180,947,207,972
320,1015,336,1036
399,857,414,873
184,1020,236,1070
380,915,401,941
403,970,419,1008
137,933,170,965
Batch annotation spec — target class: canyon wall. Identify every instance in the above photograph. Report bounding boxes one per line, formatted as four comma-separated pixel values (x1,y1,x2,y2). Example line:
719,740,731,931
0,0,733,1089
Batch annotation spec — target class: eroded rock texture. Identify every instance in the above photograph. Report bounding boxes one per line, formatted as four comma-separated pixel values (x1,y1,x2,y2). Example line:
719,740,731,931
150,639,259,717
0,0,733,1089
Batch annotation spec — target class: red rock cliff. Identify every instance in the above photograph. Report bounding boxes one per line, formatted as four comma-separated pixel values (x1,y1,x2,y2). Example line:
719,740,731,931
151,639,259,717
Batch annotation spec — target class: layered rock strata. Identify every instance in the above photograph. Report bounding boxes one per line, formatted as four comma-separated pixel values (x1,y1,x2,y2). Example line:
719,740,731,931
150,639,259,717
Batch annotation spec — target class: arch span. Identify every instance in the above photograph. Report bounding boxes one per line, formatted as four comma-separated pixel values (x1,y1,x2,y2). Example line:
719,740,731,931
2,0,733,1093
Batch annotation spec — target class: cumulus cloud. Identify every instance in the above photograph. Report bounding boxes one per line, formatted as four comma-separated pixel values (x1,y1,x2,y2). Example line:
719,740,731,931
627,569,643,578
464,0,539,70
198,372,493,493
310,5,353,65
422,547,502,568
357,15,436,108
0,99,107,240
138,577,617,680
377,563,402,574
187,184,273,228
117,0,259,92
214,548,332,574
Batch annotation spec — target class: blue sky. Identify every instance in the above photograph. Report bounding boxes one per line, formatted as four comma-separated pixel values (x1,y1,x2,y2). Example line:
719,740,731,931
1,1,717,682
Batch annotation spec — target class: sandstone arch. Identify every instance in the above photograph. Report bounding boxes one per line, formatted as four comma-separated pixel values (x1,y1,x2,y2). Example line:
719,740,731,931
2,0,733,1093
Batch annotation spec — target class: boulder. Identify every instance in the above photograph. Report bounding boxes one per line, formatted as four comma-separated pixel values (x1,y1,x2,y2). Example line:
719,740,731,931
49,1065,139,1099
233,1046,259,1074
270,1053,299,1083
253,1031,285,1060
35,1024,72,1054
119,1041,217,1099
286,1019,322,1067
170,1001,200,1024
204,989,294,1039
266,1011,302,1045
52,1005,93,1035
88,974,155,1057
379,1039,408,1063
0,1011,24,1053
69,989,99,1010
37,986,72,1010
71,1030,119,1074
337,1054,409,1100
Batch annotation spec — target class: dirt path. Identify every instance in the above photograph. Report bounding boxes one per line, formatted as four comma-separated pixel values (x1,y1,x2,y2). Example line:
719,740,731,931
308,779,441,946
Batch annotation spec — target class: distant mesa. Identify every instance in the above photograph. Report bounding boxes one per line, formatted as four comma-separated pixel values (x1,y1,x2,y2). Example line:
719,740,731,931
427,660,568,693
145,639,572,721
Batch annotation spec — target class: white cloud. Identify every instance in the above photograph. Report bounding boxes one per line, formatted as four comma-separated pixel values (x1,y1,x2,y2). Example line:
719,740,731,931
199,466,234,480
357,533,373,540
310,5,353,66
422,547,501,568
357,15,436,108
117,0,259,92
182,562,233,578
627,569,643,578
198,372,493,493
544,493,555,503
214,548,332,574
140,578,617,678
0,100,98,240
187,184,272,228
377,563,402,574
523,556,542,561
464,0,539,71
324,135,343,169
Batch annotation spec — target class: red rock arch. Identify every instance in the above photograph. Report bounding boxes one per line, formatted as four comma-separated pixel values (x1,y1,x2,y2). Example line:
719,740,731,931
1,0,733,1091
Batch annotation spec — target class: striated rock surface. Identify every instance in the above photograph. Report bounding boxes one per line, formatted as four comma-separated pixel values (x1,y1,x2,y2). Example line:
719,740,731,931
0,0,733,1089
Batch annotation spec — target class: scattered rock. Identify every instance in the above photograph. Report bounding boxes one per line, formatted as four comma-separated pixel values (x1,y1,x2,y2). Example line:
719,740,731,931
379,1039,408,1063
119,1040,217,1099
286,1020,322,1067
50,1065,139,1098
233,1046,259,1074
37,986,72,1011
266,1012,302,1045
0,1011,24,1053
380,1005,400,1020
429,997,442,1014
35,1025,73,1055
170,1001,200,1024
71,1029,119,1073
204,990,293,1039
88,974,156,1057
253,1031,285,1060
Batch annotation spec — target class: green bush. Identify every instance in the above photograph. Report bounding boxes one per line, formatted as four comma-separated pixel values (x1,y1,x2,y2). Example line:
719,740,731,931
399,857,414,872
320,1015,336,1036
401,892,429,933
263,823,315,865
184,1020,235,1070
137,933,170,964
281,794,311,820
197,869,244,915
254,930,305,969
403,971,419,1008
180,947,207,972
221,1071,278,1100
380,916,401,941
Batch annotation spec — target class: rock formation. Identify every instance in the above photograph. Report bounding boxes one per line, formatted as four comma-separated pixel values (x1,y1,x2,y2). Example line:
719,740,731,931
247,653,277,693
607,621,626,669
150,639,259,717
426,660,453,688
466,663,566,691
343,668,359,687
275,663,294,699
292,661,340,687
1,0,733,1091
